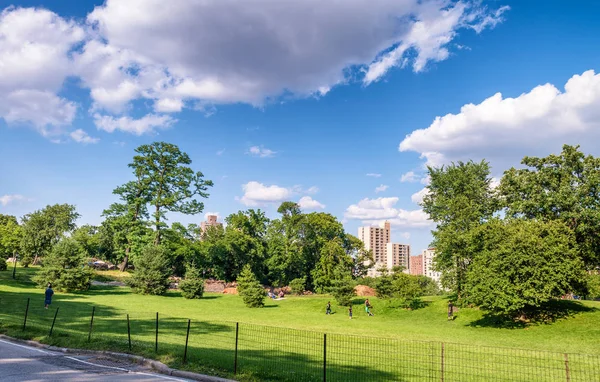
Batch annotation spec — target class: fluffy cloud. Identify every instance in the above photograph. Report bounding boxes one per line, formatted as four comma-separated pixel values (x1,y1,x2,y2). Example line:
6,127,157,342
366,173,382,178
238,181,293,206
344,197,432,228
0,194,28,206
305,186,319,195
247,146,276,158
298,196,326,210
375,184,389,193
400,171,418,182
93,113,176,135
400,70,600,170
411,187,430,204
70,129,100,144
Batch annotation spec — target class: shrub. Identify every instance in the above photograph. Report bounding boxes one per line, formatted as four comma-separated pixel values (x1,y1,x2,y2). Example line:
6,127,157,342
374,268,423,309
289,277,306,295
32,239,94,292
237,264,265,308
0,258,7,271
588,273,600,299
180,264,205,299
330,276,355,306
127,245,172,295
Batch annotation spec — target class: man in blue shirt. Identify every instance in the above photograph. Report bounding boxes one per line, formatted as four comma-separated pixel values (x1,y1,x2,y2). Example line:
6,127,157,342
45,283,54,309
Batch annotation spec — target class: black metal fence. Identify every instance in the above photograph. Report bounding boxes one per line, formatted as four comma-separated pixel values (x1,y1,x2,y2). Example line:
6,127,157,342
1,296,599,381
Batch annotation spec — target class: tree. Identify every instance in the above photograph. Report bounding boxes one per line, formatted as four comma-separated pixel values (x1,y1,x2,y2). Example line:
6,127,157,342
374,267,423,309
289,277,306,295
72,225,101,258
312,238,353,294
499,145,600,269
0,258,6,271
179,264,205,299
127,246,172,295
129,142,213,245
237,264,265,308
421,161,497,301
330,274,355,306
20,204,80,267
465,219,586,318
0,215,22,261
32,238,94,292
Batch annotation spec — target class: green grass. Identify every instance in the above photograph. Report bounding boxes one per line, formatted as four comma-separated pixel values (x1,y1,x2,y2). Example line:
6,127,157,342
1,266,600,381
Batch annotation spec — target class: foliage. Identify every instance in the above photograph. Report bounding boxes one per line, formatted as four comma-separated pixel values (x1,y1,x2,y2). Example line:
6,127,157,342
499,145,600,269
465,219,586,318
179,264,205,299
0,215,22,259
375,268,424,309
415,275,441,296
289,277,306,295
330,275,355,306
127,245,172,295
421,160,497,301
237,264,265,308
32,238,94,292
312,238,353,293
20,204,80,267
587,273,600,300
0,258,6,271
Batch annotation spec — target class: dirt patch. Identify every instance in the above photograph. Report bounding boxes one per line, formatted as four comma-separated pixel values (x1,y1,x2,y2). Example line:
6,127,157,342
223,287,238,295
354,285,376,296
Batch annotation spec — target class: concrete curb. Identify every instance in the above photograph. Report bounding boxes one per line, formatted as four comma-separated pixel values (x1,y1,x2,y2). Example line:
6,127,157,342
0,335,236,382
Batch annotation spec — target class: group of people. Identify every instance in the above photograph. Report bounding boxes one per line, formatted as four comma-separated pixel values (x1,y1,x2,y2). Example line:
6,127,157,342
326,299,374,319
268,290,285,300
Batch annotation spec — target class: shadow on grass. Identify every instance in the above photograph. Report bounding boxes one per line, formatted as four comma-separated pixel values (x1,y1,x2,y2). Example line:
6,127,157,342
469,300,597,329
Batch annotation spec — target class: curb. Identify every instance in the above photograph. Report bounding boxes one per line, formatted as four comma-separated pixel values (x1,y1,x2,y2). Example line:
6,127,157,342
0,335,236,382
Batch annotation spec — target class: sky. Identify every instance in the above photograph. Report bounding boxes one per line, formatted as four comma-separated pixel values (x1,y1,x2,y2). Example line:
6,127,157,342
1,0,600,255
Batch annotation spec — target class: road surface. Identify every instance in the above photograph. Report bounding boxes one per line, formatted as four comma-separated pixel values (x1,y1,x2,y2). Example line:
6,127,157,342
0,338,190,381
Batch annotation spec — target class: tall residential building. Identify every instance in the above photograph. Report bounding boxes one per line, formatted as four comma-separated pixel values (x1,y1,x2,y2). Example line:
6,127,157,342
359,222,410,277
200,215,223,239
386,243,410,273
410,254,424,276
423,248,442,285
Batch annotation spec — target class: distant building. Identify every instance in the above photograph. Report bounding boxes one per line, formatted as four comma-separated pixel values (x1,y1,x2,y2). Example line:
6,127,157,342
358,222,410,277
386,243,410,273
423,247,441,285
200,215,222,239
410,254,424,276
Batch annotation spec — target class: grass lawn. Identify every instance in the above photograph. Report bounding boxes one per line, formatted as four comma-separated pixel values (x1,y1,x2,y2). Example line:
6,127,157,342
1,266,600,381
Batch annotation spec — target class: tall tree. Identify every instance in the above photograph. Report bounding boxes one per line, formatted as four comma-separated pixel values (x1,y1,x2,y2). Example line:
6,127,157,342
499,145,600,269
129,142,213,245
0,215,22,261
20,204,79,266
421,160,497,301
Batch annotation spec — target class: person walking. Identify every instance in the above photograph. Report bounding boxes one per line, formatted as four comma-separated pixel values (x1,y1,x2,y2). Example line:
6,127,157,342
365,299,374,316
326,301,332,315
45,283,54,309
448,301,454,320
348,306,353,319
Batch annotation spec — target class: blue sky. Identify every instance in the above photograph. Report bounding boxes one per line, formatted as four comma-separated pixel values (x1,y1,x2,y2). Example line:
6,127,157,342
1,0,600,255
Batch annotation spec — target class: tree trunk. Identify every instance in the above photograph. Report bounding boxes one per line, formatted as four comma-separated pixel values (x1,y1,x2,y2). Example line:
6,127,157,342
154,203,161,245
119,246,130,272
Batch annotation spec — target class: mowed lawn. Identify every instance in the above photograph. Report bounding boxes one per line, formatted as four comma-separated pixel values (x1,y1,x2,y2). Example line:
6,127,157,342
1,267,600,381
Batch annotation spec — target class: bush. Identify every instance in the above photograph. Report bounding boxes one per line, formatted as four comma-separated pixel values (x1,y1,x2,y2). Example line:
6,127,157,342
180,265,205,299
330,276,355,306
0,258,7,271
374,268,423,309
32,239,94,292
289,277,306,295
237,264,265,308
586,273,600,300
127,245,172,295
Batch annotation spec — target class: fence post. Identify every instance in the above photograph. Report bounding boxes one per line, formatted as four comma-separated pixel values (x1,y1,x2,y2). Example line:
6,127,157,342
155,312,159,353
88,307,95,342
441,343,445,382
49,307,59,336
22,298,30,331
12,257,17,279
234,322,239,375
127,314,132,351
183,319,191,364
323,333,327,382
564,353,571,382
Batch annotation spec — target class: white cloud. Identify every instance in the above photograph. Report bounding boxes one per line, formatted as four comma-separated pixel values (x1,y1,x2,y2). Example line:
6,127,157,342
247,146,277,158
420,175,431,185
400,232,411,240
366,173,382,178
400,70,600,170
0,194,28,206
400,171,418,182
93,113,176,135
216,149,225,156
306,186,319,195
238,181,293,206
411,187,430,204
70,129,100,144
375,184,389,193
298,196,326,210
344,197,432,228
154,98,184,113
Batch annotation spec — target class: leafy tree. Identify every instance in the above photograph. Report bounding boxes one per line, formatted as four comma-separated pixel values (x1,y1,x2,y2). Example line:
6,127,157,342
374,268,394,298
312,238,353,293
72,225,101,258
20,204,80,267
415,275,441,296
0,215,22,261
330,274,355,306
587,273,600,300
465,219,586,318
374,267,423,309
237,264,265,308
32,238,94,292
127,246,172,295
289,277,306,295
421,161,497,301
0,258,6,271
129,142,213,245
499,145,600,269
179,264,205,299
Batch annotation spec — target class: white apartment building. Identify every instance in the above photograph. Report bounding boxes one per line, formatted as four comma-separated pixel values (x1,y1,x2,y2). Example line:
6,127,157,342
386,243,410,273
358,222,410,277
423,248,442,285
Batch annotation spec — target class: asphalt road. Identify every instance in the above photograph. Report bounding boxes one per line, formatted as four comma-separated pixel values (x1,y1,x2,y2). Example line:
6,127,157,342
0,339,190,382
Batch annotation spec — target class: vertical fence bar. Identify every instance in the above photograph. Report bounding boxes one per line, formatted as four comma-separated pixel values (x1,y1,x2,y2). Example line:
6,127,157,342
183,319,191,364
564,353,571,382
127,314,132,351
22,298,30,331
49,307,59,336
441,342,445,382
234,322,239,375
323,333,327,382
155,312,159,353
88,307,95,342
